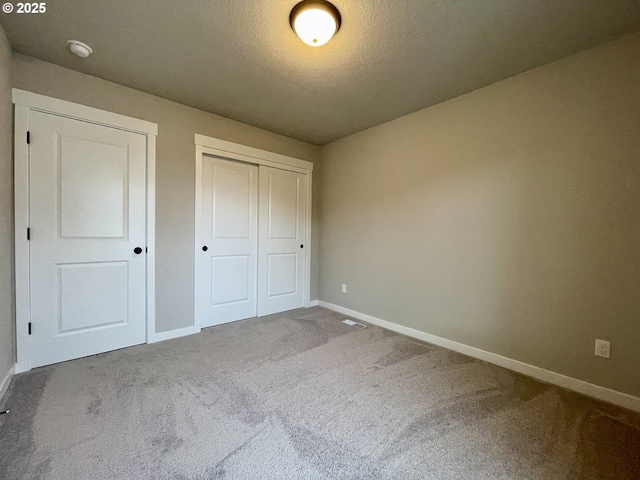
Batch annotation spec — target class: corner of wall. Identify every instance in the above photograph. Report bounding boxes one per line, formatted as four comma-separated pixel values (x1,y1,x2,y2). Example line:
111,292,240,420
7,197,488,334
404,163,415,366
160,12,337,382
0,20,17,400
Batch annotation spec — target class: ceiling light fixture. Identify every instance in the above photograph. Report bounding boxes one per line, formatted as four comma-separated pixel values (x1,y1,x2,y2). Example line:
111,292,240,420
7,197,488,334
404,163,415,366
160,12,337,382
290,0,341,47
67,40,93,58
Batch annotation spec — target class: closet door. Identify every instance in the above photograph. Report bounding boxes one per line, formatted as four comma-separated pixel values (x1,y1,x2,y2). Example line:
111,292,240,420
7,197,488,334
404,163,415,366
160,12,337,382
257,166,307,316
197,157,258,327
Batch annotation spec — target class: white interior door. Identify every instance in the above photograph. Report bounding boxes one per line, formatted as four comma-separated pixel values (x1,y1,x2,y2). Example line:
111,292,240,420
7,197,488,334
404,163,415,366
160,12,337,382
197,156,258,327
28,111,147,368
258,166,307,316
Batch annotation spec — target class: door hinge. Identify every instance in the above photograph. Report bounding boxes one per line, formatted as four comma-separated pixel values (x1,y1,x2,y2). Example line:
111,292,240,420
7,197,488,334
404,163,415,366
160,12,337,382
28,322,32,335
27,228,30,240
26,131,30,144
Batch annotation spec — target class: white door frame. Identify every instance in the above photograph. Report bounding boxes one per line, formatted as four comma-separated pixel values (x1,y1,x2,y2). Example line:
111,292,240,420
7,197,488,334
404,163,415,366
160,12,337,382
13,89,158,373
194,134,314,330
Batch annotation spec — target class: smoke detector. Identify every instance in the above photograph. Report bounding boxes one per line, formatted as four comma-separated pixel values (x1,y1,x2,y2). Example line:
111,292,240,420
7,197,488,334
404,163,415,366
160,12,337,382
66,40,93,58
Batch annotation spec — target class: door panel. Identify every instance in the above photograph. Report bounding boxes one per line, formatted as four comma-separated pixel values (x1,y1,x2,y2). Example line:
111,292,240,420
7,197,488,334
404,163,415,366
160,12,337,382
197,157,258,327
258,166,307,316
267,174,299,239
57,262,129,333
211,255,251,305
211,165,253,239
59,136,128,238
267,254,297,297
29,111,147,368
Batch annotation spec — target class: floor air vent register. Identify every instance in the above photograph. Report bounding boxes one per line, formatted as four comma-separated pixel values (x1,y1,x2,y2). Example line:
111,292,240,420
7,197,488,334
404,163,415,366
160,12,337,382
342,319,366,329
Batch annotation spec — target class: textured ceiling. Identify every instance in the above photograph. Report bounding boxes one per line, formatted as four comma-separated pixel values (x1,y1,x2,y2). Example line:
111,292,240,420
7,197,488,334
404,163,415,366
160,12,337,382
2,0,640,145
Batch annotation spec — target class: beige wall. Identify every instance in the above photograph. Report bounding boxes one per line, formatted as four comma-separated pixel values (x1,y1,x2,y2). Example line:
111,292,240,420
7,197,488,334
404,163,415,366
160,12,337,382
12,54,322,333
319,32,640,397
0,23,14,387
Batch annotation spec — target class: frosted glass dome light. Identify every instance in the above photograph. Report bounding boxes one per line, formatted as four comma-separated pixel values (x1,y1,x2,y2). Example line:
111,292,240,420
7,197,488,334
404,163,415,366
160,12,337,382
290,0,341,47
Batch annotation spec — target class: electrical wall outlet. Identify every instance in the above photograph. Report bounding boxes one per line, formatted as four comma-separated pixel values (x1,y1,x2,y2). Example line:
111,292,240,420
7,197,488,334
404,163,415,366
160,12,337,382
341,284,347,294
595,339,611,359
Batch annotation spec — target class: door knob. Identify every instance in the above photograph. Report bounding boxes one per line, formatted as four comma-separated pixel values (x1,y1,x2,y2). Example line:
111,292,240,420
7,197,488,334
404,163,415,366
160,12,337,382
202,246,208,251
133,247,143,254
300,244,304,249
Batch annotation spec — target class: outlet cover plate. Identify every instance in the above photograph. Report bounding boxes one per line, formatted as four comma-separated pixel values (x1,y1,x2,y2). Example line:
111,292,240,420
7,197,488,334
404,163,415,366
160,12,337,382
595,339,611,359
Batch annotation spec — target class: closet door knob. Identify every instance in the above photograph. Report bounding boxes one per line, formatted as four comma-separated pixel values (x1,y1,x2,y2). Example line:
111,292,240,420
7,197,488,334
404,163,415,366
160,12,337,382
202,246,208,252
300,244,304,249
133,247,143,254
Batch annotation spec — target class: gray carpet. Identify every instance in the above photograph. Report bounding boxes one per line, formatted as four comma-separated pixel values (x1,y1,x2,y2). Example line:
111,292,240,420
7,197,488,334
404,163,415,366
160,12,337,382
1,307,639,479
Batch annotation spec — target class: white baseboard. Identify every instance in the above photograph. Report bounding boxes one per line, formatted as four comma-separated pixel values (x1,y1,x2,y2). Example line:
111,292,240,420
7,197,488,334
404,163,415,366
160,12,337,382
307,300,319,307
0,365,15,402
318,301,640,413
148,325,200,344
